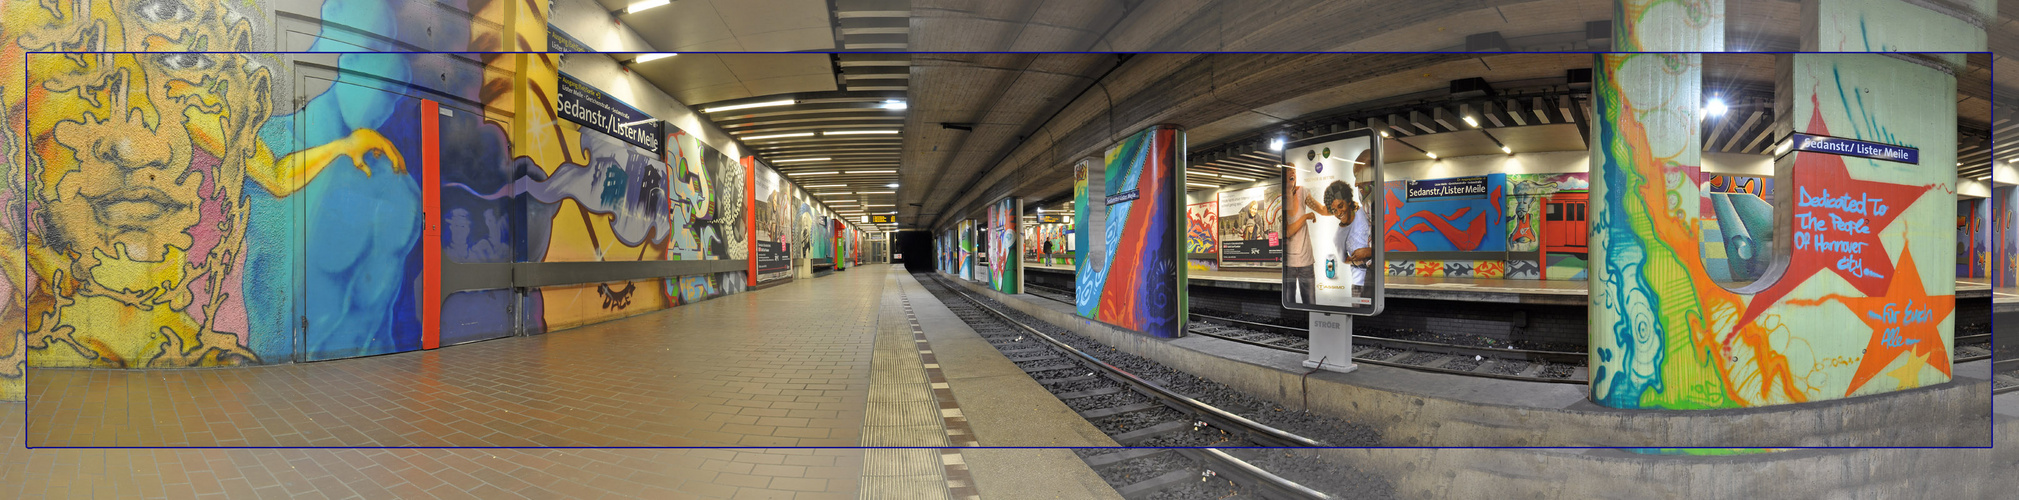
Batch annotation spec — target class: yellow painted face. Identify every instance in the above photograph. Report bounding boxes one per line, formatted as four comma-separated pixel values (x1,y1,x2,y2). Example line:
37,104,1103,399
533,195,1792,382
18,0,270,264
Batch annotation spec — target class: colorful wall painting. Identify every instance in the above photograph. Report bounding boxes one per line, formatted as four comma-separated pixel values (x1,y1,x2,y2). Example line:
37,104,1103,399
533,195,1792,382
1075,126,1186,338
753,161,795,284
1996,186,2017,287
1958,198,1987,278
958,219,976,281
1185,195,1220,271
988,198,1021,293
1384,174,1509,253
1589,53,1955,411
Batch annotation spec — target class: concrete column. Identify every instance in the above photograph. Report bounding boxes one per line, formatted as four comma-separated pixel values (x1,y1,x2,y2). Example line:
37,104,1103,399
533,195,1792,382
1614,0,1725,52
989,197,1024,294
1799,0,1991,52
1590,52,1962,410
1074,157,1108,314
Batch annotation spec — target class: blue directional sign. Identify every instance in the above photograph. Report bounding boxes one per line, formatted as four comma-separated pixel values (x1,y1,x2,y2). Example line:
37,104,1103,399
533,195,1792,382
1788,133,1917,165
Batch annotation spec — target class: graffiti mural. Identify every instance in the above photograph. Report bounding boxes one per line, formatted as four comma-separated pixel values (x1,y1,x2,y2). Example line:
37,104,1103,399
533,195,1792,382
1076,126,1186,338
1185,197,1219,271
1384,174,1509,253
666,129,747,261
988,198,1020,293
1958,198,1987,278
1505,173,1588,252
1589,53,1955,410
1997,186,2018,287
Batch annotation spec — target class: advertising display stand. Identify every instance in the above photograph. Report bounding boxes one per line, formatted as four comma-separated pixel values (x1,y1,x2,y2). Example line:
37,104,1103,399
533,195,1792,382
1279,130,1384,373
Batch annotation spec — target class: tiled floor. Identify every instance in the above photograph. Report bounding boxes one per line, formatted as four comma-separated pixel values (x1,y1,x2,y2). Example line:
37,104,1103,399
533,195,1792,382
0,401,867,499
26,266,890,447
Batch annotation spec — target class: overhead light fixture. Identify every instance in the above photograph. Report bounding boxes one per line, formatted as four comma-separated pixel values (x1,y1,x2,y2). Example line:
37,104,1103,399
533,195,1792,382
849,170,896,174
805,184,846,188
773,158,830,163
1703,97,1727,118
880,100,907,110
1462,115,1479,128
744,132,814,140
632,53,676,64
818,192,854,196
1268,138,1285,151
824,130,900,135
786,171,839,176
1220,175,1255,182
1186,182,1217,188
2007,158,2017,164
1379,130,1390,138
1194,172,1219,177
885,183,900,188
859,191,895,194
866,204,894,207
703,99,795,113
1425,152,1438,159
618,0,669,14
1501,145,1512,154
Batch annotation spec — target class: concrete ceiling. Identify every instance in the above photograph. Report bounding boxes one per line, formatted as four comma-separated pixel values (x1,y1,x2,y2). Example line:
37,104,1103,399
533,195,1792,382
626,53,839,105
601,0,838,51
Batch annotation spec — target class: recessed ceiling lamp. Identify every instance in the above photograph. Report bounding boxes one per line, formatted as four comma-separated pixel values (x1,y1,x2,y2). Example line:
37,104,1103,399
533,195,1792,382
1267,138,1285,151
819,192,854,196
773,158,830,163
885,183,900,188
703,99,795,113
805,184,846,188
858,191,895,194
1703,97,1728,118
849,170,896,174
824,130,900,136
880,100,908,110
744,132,814,140
632,53,676,63
785,171,838,176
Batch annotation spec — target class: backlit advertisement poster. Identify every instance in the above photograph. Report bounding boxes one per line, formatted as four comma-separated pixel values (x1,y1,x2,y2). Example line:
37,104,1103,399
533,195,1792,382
1281,131,1383,315
752,160,793,284
1218,182,1284,267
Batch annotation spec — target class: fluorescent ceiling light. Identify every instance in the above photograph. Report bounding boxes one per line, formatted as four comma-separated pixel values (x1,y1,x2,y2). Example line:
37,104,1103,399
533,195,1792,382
866,204,894,207
786,171,839,176
848,170,896,174
1220,175,1255,182
1501,145,1512,154
1267,138,1284,151
881,100,907,110
632,53,676,63
703,99,794,113
773,158,830,163
858,191,895,194
885,183,900,188
1462,115,1479,128
1425,152,1438,159
1186,182,1217,188
805,184,846,188
623,0,670,14
1379,130,1390,138
744,132,814,140
1193,172,1219,177
817,192,854,196
824,130,899,135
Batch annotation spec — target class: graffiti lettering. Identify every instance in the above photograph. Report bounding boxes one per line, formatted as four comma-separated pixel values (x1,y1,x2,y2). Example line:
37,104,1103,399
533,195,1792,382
1796,187,1882,215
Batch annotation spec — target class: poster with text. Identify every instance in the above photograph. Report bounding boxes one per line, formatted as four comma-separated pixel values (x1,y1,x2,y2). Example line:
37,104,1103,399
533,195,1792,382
753,161,794,284
1217,182,1284,267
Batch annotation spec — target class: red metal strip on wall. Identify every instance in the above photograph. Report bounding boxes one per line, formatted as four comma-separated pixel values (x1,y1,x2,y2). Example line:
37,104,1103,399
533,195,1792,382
421,100,443,350
745,156,757,280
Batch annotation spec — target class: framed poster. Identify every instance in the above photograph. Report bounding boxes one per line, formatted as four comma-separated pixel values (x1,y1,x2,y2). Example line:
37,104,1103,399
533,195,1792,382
1280,130,1383,316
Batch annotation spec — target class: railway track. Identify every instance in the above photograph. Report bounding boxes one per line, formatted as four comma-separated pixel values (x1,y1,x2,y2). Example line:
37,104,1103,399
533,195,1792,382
919,274,1389,499
1024,281,1586,383
1994,358,2018,395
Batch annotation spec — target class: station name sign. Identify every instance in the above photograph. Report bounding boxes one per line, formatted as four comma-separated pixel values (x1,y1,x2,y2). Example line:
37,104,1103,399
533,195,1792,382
1789,133,1917,165
1406,176,1489,200
556,72,663,154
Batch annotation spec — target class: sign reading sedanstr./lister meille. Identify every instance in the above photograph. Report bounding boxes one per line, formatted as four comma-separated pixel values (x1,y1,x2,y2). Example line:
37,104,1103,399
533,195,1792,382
1788,133,1918,164
556,72,664,154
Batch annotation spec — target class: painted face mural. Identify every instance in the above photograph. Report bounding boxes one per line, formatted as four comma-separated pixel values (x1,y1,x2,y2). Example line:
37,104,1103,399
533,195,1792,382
1589,53,1955,410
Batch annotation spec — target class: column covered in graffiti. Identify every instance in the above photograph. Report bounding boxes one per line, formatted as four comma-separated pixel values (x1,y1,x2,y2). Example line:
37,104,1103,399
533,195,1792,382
1589,53,1957,409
